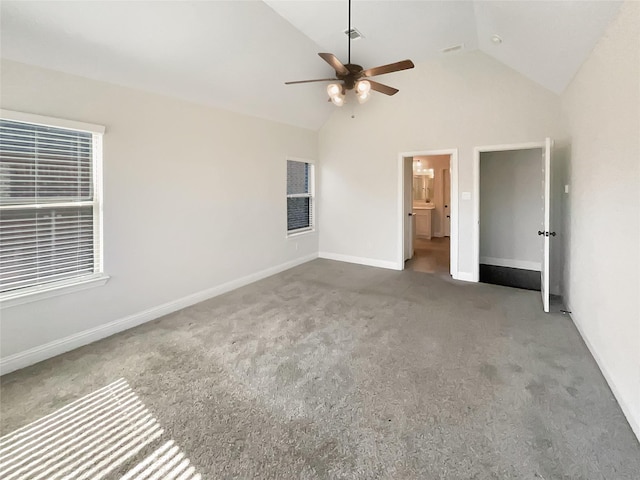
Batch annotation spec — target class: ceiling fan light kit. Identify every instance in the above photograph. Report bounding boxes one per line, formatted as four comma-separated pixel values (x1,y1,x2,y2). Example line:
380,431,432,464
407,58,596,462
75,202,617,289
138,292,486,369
326,79,371,106
327,83,345,106
285,0,414,107
355,80,371,104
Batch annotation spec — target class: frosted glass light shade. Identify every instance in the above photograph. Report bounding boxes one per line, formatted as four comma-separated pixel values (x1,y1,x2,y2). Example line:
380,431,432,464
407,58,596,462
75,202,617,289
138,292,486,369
357,91,370,104
331,94,345,106
356,80,371,94
327,83,341,97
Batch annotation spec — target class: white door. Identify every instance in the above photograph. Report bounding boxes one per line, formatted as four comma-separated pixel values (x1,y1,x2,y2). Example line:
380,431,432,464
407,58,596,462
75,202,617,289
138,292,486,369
540,138,552,312
443,168,451,236
404,157,414,261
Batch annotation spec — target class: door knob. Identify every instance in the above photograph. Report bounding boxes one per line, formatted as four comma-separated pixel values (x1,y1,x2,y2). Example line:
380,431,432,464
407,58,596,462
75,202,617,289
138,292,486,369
538,231,544,236
408,213,415,216
446,215,450,218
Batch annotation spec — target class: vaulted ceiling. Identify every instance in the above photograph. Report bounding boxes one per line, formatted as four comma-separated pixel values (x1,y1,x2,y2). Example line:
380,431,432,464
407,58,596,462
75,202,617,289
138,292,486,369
0,1,623,130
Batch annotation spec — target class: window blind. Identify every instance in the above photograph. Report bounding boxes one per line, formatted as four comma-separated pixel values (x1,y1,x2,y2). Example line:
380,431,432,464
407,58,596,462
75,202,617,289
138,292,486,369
0,119,99,294
286,160,313,232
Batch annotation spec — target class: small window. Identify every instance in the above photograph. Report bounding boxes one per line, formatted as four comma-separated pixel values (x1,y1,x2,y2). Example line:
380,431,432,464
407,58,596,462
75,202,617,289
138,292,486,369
0,111,105,300
286,160,314,234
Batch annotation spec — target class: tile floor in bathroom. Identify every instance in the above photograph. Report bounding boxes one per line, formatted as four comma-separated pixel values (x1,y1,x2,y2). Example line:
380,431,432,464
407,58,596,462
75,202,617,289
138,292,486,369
405,236,450,275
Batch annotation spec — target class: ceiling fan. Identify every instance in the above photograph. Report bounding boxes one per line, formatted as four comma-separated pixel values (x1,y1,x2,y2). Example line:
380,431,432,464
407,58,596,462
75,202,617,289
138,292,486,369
285,0,414,106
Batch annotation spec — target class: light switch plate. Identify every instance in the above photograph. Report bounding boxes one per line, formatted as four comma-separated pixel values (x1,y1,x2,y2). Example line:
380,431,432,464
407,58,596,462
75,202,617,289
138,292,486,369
564,184,570,193
462,191,472,200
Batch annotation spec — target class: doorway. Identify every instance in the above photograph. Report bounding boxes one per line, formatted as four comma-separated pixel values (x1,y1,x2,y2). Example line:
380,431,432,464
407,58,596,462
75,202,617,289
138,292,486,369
473,139,553,312
398,149,459,278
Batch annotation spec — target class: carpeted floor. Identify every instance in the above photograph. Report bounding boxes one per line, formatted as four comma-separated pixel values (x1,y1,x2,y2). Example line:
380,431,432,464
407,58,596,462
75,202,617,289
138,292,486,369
1,259,639,479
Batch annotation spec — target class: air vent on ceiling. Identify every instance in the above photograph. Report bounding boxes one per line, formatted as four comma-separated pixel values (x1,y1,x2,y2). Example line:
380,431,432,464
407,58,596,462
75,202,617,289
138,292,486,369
344,28,364,40
442,44,464,54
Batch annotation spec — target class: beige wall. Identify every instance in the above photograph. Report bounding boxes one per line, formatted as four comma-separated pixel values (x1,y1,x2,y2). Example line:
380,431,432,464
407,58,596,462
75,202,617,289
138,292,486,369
0,60,318,367
318,50,567,276
561,1,640,438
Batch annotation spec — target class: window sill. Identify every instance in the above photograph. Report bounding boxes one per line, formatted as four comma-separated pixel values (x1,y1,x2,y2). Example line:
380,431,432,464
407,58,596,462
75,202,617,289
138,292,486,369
0,274,110,308
287,228,316,239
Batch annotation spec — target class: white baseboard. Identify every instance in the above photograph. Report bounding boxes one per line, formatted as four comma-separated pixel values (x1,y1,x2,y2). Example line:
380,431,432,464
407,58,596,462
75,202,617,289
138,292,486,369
0,253,318,376
453,272,475,282
480,256,541,271
318,252,401,271
567,302,640,442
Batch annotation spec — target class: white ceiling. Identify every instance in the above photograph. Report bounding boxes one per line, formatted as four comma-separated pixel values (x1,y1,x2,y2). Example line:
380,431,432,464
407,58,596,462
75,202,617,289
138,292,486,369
265,0,480,69
1,1,623,130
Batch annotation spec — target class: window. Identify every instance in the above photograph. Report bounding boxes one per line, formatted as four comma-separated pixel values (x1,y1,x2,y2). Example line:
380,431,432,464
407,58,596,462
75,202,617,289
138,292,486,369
0,110,106,303
286,159,314,234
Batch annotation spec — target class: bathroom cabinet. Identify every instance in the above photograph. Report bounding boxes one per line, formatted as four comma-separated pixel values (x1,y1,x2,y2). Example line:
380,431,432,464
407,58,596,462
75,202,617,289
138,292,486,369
414,206,433,239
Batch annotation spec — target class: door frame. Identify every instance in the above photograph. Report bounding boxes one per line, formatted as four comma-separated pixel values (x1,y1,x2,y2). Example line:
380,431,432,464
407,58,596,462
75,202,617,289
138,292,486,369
472,141,546,283
397,148,459,278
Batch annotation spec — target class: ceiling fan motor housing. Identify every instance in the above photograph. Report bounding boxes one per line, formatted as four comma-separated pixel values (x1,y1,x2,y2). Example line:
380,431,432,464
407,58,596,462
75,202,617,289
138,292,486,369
337,64,364,90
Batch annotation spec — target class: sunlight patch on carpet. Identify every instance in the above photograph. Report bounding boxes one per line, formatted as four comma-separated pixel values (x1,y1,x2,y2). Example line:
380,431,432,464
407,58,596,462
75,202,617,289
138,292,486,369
0,378,201,480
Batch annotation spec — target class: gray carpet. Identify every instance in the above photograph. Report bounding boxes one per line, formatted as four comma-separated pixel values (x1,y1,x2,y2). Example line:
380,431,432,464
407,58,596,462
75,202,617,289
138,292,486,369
1,259,639,479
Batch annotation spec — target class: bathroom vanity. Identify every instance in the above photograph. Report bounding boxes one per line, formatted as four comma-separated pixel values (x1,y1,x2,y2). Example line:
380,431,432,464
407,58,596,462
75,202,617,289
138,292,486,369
413,203,435,239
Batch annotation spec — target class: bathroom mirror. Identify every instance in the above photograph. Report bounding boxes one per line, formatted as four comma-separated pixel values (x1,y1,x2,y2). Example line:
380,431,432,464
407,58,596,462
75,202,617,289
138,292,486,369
413,170,434,202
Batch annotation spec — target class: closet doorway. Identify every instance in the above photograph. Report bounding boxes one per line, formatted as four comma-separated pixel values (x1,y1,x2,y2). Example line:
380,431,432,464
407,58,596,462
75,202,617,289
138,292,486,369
473,139,553,312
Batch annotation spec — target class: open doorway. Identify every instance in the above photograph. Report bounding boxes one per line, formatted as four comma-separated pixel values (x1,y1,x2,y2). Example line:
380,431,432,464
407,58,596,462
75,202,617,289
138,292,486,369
478,148,543,289
473,139,553,312
407,154,451,274
398,149,458,278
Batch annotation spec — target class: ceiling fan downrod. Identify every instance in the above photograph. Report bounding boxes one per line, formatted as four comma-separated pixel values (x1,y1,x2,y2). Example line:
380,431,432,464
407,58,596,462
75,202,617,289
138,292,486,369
348,0,351,65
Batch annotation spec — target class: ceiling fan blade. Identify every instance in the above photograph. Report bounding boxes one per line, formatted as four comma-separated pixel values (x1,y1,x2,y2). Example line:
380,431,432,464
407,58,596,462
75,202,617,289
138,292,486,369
318,53,349,75
285,78,338,85
368,80,399,96
361,59,415,78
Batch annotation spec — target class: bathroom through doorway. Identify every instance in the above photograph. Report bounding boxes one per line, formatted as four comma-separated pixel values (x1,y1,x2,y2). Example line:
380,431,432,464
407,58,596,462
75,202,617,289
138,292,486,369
405,153,452,275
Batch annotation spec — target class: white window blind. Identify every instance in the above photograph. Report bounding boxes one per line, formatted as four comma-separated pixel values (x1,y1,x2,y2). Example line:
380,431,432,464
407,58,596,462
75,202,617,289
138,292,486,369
286,160,314,233
0,117,103,296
